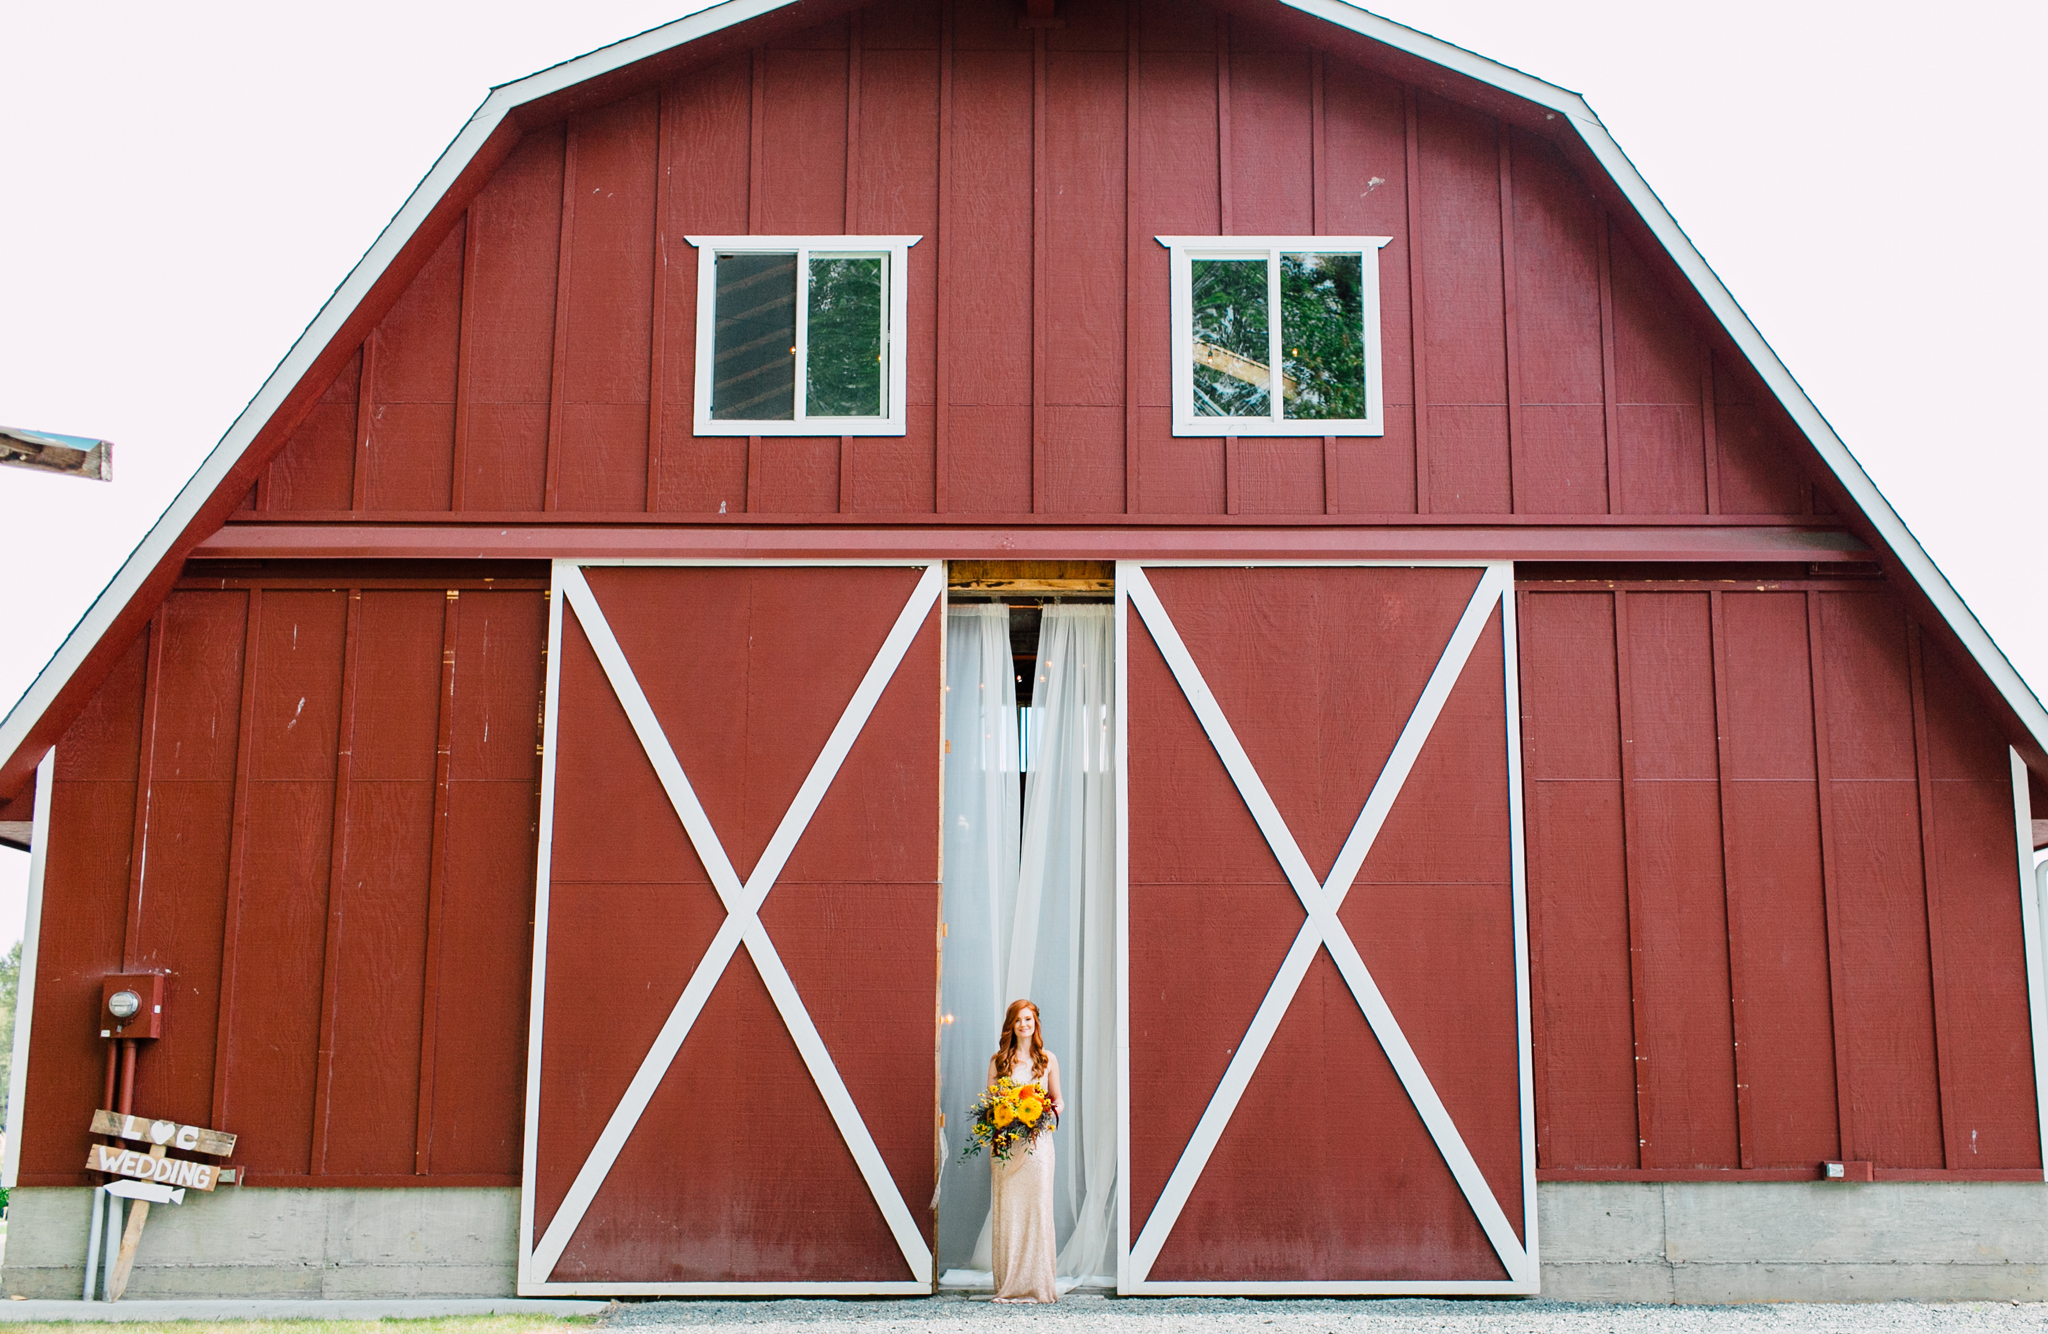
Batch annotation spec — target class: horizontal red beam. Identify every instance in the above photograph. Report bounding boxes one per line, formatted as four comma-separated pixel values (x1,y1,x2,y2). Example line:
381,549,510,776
1537,1167,2043,1183
194,523,1870,564
224,510,1846,528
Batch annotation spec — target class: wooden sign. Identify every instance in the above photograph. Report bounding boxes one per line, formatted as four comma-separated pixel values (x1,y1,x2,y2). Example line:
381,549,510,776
86,1108,239,1302
91,1110,235,1157
86,1144,222,1192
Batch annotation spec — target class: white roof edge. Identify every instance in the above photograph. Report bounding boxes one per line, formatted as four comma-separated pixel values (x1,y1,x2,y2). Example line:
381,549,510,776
1288,0,2048,757
0,0,793,780
0,88,511,780
1568,115,2048,750
6,0,2044,785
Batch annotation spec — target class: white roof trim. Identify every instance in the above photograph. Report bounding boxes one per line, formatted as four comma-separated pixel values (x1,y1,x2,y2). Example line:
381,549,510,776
1286,0,2048,754
5,0,2044,785
0,0,786,781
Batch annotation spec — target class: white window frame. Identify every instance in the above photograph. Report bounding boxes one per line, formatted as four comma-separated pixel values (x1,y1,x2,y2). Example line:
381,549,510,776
1159,236,1392,438
687,235,920,437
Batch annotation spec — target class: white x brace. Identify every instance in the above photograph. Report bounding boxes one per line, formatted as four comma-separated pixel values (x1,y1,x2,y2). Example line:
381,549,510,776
1121,563,1534,1287
523,561,943,1289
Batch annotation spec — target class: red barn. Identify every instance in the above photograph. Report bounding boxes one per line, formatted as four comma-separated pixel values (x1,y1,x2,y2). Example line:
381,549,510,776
3,0,2045,1303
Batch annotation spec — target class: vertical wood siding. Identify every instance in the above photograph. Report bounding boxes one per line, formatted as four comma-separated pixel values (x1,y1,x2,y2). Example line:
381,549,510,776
25,565,2039,1187
24,0,2036,1202
28,637,150,1174
19,577,547,1186
1520,578,2041,1176
249,0,1823,523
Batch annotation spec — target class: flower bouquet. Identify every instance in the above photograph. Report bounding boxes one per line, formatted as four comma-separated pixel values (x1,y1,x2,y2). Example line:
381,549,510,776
959,1077,1057,1163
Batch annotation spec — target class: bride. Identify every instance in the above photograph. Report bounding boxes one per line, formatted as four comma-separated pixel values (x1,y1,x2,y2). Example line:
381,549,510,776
988,999,1062,1303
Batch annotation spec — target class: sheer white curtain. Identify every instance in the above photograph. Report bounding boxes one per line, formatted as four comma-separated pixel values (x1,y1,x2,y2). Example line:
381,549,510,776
937,603,1118,1288
1016,605,1118,1284
937,606,1020,1277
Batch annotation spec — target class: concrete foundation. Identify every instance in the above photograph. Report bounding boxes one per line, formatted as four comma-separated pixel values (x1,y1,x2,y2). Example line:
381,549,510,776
1539,1180,2048,1301
1,1187,518,1299
4,1180,2044,1300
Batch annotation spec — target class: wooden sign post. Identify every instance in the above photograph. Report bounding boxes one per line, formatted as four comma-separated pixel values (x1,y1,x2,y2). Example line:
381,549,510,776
85,1110,236,1301
107,1144,163,1299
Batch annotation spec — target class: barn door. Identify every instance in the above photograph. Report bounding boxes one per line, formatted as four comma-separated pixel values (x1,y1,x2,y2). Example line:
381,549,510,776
1117,562,1535,1294
520,560,943,1295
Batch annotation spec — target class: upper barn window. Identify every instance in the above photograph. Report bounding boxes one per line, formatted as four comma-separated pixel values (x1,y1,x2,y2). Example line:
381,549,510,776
688,235,919,436
1160,237,1392,437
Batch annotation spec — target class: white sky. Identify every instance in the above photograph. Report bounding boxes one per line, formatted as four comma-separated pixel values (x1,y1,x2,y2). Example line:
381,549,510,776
1,0,2044,949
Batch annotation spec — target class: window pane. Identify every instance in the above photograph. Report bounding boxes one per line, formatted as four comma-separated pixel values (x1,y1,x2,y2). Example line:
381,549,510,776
1191,257,1271,418
1279,252,1365,420
711,252,797,420
806,256,885,417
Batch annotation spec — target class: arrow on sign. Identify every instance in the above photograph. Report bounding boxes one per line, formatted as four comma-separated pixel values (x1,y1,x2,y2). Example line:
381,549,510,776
105,1179,184,1206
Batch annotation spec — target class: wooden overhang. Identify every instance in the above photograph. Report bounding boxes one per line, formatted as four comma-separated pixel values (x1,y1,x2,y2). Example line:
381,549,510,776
0,780,29,852
0,427,113,482
1,0,2043,803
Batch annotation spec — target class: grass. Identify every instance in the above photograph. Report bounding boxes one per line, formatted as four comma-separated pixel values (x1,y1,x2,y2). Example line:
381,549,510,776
0,1317,600,1334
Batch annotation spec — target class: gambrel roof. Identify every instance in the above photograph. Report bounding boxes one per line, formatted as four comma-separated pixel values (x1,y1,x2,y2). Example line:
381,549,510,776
3,0,2044,801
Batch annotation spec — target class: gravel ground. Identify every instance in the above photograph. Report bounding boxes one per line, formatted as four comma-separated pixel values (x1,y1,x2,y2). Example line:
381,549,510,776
604,1295,2048,1334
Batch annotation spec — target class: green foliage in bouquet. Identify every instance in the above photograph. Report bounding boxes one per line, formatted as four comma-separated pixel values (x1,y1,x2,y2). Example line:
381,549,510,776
959,1076,1057,1164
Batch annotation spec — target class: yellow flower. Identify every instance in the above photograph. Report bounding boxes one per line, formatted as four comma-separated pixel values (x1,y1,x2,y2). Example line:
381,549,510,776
1017,1096,1043,1125
993,1103,1016,1128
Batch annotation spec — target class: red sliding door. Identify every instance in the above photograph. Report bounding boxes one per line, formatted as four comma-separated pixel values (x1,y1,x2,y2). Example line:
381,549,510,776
1118,562,1535,1293
521,561,942,1294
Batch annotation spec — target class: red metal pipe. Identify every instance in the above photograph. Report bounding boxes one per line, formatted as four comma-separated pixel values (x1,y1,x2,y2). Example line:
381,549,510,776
102,1041,118,1113
116,1040,136,1117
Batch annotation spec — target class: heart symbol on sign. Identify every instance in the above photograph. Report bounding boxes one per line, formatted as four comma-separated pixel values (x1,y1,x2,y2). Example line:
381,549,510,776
149,1120,177,1145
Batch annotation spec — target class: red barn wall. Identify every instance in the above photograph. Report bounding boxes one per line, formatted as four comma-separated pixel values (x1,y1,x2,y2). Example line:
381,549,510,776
242,0,1827,524
19,570,548,1186
1521,573,2040,1178
24,563,2036,1187
21,0,2040,1199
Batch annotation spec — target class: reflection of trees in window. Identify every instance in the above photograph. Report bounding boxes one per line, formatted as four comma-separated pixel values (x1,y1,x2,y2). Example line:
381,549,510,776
1169,238,1382,435
1191,258,1270,418
807,256,884,417
1281,252,1364,421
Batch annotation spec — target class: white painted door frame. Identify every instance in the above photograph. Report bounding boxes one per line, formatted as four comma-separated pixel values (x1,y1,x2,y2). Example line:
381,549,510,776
2010,747,2048,1181
1114,560,1537,1295
1,750,54,1190
518,558,942,1296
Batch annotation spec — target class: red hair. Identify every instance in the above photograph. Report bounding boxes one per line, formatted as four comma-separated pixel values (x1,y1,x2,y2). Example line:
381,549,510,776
995,1000,1048,1083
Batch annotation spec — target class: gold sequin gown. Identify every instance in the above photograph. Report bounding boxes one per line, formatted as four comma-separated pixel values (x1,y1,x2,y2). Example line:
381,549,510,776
991,1067,1057,1303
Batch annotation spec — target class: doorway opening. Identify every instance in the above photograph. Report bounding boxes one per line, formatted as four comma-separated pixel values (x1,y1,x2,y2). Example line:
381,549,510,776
937,561,1118,1291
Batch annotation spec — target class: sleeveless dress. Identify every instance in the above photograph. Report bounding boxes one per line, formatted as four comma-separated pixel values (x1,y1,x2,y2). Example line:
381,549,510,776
991,1059,1057,1303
